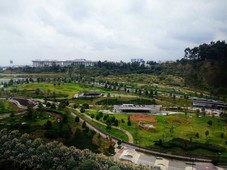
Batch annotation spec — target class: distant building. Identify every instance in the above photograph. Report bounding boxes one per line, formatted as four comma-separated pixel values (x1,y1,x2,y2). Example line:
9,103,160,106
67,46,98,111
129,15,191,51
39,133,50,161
32,59,96,67
192,98,227,109
113,104,161,114
131,58,144,63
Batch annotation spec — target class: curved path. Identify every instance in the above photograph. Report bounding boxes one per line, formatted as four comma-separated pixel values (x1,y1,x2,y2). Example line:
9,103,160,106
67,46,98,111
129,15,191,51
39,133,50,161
82,112,134,143
70,110,133,143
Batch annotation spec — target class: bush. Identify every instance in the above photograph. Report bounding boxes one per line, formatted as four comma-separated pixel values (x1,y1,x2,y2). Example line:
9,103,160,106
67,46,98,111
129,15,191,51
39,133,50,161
109,165,121,170
45,129,58,139
79,159,99,170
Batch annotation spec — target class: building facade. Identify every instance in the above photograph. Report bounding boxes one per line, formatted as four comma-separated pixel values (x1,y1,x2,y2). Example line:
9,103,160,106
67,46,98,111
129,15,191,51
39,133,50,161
113,104,161,114
32,59,96,67
192,98,227,109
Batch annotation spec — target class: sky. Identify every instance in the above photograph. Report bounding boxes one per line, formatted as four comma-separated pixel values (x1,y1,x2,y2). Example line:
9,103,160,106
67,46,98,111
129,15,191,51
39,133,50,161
0,0,227,66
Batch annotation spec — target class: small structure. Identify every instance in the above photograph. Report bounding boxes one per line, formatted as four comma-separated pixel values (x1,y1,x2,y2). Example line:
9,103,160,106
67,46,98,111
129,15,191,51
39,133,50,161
118,149,155,167
74,91,103,98
113,104,161,114
119,149,140,163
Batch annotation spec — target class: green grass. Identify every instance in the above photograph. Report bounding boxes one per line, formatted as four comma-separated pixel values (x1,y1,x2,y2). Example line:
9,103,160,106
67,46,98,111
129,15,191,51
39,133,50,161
80,113,129,142
0,112,55,126
84,109,227,157
8,83,88,98
0,100,15,114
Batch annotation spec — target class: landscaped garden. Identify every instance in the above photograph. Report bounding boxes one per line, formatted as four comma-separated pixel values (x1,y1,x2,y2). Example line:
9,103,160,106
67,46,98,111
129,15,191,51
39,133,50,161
1,76,227,161
84,108,227,158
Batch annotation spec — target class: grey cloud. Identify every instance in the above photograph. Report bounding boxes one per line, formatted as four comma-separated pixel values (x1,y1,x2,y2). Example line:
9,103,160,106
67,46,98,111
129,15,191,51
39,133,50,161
0,0,227,66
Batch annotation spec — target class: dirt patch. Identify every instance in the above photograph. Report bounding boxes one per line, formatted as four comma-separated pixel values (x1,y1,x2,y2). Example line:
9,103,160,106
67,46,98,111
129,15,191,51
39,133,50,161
166,115,191,126
12,98,36,107
130,114,157,122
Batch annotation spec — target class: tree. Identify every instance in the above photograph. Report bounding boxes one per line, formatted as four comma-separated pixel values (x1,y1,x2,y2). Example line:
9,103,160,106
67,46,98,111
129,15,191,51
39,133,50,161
205,130,209,137
51,103,56,109
127,120,131,126
114,119,119,126
78,159,99,170
82,121,86,128
106,124,111,130
95,114,100,120
44,129,58,139
82,103,89,109
74,128,81,137
220,133,224,139
207,120,213,126
109,166,121,170
25,104,35,119
37,102,44,112
195,132,200,138
196,109,200,117
75,116,80,122
35,88,40,95
62,114,68,124
45,120,52,129
80,108,85,113
73,103,78,109
90,113,95,119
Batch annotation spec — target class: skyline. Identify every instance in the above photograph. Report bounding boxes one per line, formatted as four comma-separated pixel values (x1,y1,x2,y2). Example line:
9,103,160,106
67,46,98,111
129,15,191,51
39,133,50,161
1,0,227,66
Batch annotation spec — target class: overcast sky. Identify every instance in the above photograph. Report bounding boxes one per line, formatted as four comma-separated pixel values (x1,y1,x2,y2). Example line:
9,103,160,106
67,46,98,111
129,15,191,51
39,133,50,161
0,0,227,66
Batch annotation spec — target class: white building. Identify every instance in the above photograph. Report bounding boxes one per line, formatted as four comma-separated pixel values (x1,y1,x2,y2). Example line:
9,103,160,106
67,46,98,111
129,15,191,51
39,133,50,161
113,104,161,114
32,59,96,67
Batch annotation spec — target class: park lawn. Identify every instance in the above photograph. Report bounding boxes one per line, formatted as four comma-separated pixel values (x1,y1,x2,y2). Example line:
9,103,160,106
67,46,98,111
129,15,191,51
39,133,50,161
9,83,88,98
0,112,55,126
0,100,15,114
85,109,227,151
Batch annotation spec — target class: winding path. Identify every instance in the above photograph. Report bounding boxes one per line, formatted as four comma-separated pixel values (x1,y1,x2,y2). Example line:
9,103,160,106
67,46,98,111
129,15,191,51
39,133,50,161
70,110,134,143
82,112,134,143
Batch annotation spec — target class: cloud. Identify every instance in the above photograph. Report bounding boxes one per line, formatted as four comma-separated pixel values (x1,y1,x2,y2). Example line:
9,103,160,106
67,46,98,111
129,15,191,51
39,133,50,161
0,0,227,66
